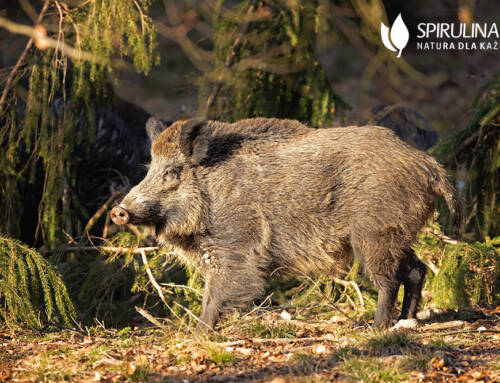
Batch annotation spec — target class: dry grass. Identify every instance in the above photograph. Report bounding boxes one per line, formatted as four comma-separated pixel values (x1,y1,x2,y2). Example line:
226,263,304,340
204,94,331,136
1,305,499,382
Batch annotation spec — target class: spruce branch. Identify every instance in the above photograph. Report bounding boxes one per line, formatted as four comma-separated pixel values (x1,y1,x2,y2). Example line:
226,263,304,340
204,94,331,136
204,0,259,114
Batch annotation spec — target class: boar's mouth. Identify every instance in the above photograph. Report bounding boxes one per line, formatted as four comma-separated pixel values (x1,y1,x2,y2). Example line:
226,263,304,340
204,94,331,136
153,222,167,237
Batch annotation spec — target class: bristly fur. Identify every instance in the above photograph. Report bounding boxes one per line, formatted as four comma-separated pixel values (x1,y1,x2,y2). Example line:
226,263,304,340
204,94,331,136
117,117,460,330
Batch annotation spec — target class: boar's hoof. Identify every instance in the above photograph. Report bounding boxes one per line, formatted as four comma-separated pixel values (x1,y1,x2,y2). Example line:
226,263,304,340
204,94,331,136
110,205,130,225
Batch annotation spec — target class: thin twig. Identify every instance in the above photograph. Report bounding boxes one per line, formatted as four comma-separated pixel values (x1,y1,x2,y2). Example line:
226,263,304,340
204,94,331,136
135,306,168,329
172,300,203,325
425,259,440,275
127,224,143,239
155,21,211,72
243,294,273,318
132,0,146,34
84,191,121,234
140,249,166,301
299,274,350,319
333,277,365,309
102,213,112,239
60,246,159,254
416,329,500,338
216,340,246,347
0,0,50,114
160,282,203,296
0,15,106,67
216,336,337,347
139,249,209,329
62,230,78,245
422,228,459,245
250,336,335,344
39,321,86,335
421,320,465,331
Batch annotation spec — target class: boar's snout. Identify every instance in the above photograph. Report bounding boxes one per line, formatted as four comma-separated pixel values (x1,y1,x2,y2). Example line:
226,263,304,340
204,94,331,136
110,205,130,225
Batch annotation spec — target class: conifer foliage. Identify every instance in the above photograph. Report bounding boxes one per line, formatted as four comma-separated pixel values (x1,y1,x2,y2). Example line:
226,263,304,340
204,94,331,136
0,0,158,246
433,75,500,239
0,0,158,327
202,0,348,125
0,235,76,328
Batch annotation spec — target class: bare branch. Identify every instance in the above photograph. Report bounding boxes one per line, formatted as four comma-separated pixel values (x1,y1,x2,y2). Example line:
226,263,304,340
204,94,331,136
140,249,167,302
61,246,159,254
84,191,121,234
135,306,168,329
155,21,212,72
422,228,459,245
0,0,50,114
160,282,203,296
0,11,112,83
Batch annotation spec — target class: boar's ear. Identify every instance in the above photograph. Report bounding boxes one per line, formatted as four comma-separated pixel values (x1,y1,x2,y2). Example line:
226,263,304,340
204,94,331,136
179,118,209,165
146,117,166,143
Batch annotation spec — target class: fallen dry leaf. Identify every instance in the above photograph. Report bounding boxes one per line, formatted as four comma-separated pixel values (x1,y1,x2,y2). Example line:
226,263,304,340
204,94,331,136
268,377,287,383
126,361,136,375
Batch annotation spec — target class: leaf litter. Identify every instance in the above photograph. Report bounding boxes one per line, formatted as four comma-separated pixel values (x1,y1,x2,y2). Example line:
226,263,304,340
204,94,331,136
0,306,499,382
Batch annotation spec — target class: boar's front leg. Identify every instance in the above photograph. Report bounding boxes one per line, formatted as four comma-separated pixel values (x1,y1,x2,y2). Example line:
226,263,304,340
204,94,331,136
197,274,223,332
195,251,267,332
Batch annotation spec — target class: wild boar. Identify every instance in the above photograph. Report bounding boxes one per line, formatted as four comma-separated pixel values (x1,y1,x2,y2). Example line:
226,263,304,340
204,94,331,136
372,105,439,151
110,117,460,330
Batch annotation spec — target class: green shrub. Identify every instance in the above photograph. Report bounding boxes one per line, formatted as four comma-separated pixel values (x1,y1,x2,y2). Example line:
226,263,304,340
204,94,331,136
414,226,500,309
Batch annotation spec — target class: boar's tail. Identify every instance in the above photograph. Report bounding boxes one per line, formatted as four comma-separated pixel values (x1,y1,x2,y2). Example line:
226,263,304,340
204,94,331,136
432,169,463,237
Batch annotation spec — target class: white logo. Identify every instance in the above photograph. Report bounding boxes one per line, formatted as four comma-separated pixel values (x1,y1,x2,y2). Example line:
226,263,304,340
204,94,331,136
381,14,410,58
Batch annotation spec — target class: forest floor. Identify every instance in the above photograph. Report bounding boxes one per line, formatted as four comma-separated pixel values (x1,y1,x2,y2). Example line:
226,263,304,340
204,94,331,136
1,306,499,383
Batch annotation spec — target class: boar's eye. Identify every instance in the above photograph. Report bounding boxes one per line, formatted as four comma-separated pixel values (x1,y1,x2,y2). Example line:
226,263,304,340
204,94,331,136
163,167,179,182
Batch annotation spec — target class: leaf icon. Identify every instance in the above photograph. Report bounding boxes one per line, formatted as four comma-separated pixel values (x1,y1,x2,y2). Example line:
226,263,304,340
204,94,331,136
381,22,397,52
390,14,409,58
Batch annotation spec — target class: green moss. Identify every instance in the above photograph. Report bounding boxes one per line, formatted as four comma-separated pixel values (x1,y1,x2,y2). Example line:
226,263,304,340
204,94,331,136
432,237,498,309
398,354,430,373
205,344,235,364
84,345,111,366
428,337,450,348
332,346,361,359
27,351,75,382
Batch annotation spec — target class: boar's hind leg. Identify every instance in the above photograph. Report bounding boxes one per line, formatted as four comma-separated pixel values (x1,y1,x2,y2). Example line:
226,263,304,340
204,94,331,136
351,232,403,328
399,249,427,320
372,278,400,328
